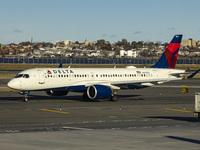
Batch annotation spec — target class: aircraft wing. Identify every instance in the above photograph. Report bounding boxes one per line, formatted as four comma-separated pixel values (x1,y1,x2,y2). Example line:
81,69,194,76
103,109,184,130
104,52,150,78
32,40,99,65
111,77,182,86
70,77,182,90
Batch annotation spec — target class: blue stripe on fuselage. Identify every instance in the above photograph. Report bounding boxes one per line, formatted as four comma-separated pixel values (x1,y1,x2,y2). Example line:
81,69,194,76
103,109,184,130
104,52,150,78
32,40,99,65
67,85,87,92
34,85,87,92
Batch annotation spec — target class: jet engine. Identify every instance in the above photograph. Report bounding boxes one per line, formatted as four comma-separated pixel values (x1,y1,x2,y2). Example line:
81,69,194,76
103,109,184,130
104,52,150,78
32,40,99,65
87,85,112,100
46,90,68,96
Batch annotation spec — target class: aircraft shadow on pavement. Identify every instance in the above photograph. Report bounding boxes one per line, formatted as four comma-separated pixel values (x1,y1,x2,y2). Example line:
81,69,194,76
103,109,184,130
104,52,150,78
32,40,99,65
117,94,145,101
166,136,200,144
29,95,145,102
147,116,200,122
0,93,146,102
0,96,23,102
0,95,103,102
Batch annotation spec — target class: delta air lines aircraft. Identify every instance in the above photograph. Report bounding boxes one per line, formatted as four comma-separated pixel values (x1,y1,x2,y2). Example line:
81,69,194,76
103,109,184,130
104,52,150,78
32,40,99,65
7,35,185,102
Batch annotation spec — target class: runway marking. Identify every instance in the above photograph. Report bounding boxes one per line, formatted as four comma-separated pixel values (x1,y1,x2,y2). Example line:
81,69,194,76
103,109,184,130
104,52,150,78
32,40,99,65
62,126,93,131
40,109,70,114
164,108,193,113
182,85,190,88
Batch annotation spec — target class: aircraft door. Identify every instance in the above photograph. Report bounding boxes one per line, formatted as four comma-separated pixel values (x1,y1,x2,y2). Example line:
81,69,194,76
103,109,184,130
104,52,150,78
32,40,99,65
37,70,45,84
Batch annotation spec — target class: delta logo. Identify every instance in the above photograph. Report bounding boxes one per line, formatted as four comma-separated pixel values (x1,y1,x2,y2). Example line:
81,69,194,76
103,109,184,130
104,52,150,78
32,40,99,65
47,69,74,74
47,70,52,74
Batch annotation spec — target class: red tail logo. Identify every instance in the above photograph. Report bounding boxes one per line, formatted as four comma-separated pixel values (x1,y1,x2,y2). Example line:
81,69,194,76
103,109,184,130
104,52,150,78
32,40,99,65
47,70,52,74
151,35,182,69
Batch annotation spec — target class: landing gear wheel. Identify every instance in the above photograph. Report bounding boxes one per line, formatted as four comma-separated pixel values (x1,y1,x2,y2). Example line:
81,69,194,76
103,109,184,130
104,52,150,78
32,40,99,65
110,96,118,102
23,94,28,102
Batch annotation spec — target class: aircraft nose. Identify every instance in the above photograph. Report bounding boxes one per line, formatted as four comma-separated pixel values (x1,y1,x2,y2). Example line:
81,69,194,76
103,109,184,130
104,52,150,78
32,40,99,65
7,80,21,90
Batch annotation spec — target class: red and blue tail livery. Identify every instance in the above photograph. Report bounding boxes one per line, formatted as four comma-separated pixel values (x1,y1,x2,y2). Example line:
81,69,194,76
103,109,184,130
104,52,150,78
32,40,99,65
151,34,183,69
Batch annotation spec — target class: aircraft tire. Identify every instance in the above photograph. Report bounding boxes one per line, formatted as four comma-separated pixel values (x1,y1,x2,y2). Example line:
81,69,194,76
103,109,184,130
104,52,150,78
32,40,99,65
23,98,28,102
23,94,28,102
110,96,118,102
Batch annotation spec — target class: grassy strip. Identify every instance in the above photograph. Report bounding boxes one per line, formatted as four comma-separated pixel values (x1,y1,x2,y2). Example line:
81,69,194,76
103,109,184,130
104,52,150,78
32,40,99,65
0,88,17,92
0,73,16,79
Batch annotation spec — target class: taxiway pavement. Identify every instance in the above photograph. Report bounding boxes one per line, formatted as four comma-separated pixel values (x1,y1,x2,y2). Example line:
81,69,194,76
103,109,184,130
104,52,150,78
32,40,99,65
0,79,200,149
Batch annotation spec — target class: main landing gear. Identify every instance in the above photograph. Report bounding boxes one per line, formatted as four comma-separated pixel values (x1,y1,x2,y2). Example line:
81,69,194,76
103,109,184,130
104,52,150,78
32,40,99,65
110,95,118,102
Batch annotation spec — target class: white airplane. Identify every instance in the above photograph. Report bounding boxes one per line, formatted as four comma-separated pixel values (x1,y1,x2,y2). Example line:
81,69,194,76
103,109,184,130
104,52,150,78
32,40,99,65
7,35,185,102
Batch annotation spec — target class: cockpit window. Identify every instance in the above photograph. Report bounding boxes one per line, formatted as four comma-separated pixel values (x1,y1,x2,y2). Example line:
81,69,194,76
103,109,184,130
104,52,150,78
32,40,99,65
23,74,30,78
14,74,30,78
14,74,23,78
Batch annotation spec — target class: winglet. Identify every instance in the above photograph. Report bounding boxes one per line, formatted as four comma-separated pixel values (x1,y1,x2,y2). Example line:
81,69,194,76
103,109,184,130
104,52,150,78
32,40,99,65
187,69,200,78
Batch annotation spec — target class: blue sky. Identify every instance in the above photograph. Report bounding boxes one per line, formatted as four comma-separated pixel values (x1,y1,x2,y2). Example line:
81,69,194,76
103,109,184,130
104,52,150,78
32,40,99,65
0,0,200,44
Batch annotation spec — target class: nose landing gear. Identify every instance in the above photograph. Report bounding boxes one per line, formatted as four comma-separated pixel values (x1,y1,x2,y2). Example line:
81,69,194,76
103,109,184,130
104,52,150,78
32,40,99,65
20,91,30,102
23,93,29,102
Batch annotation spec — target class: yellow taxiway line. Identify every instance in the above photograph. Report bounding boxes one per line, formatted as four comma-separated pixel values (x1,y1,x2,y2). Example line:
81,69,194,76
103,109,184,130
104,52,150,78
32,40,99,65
164,108,193,113
40,109,70,114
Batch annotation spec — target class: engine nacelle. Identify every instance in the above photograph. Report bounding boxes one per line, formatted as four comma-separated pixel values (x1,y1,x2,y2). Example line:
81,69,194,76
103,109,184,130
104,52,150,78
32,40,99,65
87,85,112,99
46,90,68,96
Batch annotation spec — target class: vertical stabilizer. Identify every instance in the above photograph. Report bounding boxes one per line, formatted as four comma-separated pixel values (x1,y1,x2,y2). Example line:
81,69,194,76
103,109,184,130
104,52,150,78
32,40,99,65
151,35,182,69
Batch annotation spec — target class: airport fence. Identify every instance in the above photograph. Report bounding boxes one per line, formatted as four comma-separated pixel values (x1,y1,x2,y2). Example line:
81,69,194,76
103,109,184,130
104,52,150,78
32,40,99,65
0,58,200,65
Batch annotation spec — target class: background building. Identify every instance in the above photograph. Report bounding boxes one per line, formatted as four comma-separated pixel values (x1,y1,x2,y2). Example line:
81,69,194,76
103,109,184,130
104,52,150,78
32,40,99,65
181,38,197,47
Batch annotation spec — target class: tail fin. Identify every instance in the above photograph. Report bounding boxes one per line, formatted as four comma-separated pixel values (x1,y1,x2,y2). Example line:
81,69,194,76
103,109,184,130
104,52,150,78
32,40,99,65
151,34,182,69
58,63,62,68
